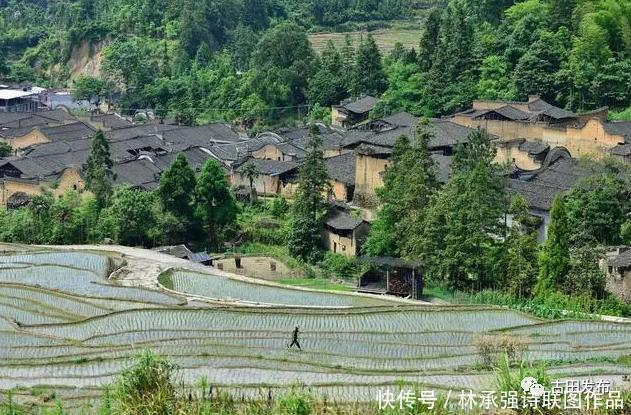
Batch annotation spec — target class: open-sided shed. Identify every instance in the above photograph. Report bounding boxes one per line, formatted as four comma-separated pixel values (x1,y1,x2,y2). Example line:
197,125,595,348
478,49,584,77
356,256,422,300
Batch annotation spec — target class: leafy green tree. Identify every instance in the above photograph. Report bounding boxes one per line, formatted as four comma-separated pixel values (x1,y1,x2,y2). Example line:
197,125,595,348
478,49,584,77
288,132,331,263
477,55,516,100
98,186,157,246
426,0,476,114
351,35,388,96
514,28,570,102
158,153,196,219
504,196,539,298
241,163,259,203
536,196,570,295
71,76,109,106
251,22,315,108
567,245,606,298
308,41,347,107
0,142,12,157
418,8,442,72
84,130,114,209
565,174,626,246
374,60,427,116
423,129,507,289
194,158,237,249
102,36,160,93
228,24,258,72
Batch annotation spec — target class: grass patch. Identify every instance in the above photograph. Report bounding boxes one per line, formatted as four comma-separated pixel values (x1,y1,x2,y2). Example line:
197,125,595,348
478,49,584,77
278,278,354,292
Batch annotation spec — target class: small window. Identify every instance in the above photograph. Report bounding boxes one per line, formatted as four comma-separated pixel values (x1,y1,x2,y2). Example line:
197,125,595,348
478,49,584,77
72,184,78,190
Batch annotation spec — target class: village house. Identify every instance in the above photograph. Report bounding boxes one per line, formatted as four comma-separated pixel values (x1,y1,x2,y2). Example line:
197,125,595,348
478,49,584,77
321,208,369,257
332,95,379,128
232,159,301,197
453,96,631,167
0,84,47,112
342,112,474,211
601,247,631,304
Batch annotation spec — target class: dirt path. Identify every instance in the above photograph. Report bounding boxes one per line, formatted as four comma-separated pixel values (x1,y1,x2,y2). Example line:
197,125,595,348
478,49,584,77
36,244,431,306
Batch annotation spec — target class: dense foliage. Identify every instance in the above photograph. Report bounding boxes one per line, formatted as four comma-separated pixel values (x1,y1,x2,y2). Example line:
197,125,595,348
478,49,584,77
4,0,629,123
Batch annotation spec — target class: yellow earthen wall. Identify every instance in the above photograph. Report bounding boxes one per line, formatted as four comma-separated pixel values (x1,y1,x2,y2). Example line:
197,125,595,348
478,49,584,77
331,180,348,202
5,130,50,150
355,155,388,198
495,143,541,170
53,168,85,197
321,229,357,257
251,145,289,161
0,180,43,207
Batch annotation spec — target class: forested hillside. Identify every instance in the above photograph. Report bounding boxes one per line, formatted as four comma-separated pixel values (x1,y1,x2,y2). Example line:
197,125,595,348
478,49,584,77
1,0,630,124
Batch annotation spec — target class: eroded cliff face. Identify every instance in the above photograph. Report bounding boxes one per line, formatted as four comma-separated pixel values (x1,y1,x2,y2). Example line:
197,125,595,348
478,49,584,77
67,40,106,81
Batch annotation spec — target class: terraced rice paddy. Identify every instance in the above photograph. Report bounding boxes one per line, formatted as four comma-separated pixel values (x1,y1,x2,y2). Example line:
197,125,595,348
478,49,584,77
0,247,629,411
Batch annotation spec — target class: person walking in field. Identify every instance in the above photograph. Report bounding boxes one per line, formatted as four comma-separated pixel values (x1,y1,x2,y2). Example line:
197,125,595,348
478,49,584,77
288,326,301,350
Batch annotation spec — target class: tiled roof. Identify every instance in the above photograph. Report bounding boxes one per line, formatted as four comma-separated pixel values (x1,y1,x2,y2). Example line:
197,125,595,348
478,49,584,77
518,140,550,155
609,250,631,268
325,152,356,185
236,159,301,176
604,121,631,142
90,113,133,129
38,122,96,142
509,157,588,211
325,210,365,231
338,96,379,115
609,144,631,156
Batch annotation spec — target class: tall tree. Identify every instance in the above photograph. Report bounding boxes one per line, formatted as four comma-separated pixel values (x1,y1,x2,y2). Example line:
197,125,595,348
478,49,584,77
426,0,476,114
251,22,315,107
98,186,157,246
351,35,388,97
308,41,348,107
418,8,442,72
240,163,259,203
288,132,331,262
84,130,114,209
536,196,570,295
194,159,237,249
423,129,507,289
158,153,196,219
504,196,539,298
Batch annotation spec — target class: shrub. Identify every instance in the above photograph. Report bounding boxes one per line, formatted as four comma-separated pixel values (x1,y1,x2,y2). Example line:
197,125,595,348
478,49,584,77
475,334,527,368
319,252,360,280
111,350,178,415
274,388,311,415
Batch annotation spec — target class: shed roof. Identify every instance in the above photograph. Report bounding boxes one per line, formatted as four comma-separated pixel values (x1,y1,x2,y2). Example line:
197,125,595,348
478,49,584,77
358,256,420,269
325,210,365,231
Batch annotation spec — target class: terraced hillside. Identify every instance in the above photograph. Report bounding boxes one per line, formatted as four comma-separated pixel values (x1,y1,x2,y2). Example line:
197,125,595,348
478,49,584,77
0,246,629,412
